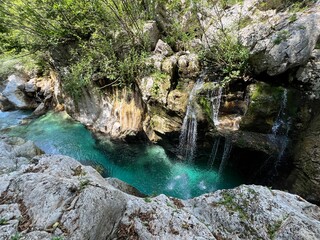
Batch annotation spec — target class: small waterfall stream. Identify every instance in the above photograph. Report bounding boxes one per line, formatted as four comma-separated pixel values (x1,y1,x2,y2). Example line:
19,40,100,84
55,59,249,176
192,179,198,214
271,89,291,162
271,89,288,137
208,136,221,169
178,79,204,161
211,86,223,126
268,89,291,176
216,137,233,184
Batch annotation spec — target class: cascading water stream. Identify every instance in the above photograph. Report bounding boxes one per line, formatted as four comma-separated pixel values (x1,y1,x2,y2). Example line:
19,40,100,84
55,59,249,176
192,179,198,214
269,89,291,174
178,79,204,161
271,90,290,160
218,137,232,176
271,89,288,137
211,86,223,126
208,137,221,169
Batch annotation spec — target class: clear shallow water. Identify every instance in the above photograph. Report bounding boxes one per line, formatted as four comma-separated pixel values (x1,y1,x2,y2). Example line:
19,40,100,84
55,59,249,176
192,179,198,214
1,111,242,199
0,110,31,129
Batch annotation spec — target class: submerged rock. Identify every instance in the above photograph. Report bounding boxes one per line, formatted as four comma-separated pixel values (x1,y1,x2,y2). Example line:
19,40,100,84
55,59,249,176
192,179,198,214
0,135,319,240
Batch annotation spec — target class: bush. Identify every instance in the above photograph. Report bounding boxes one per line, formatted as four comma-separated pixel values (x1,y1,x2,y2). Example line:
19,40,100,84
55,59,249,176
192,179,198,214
203,33,250,85
0,51,47,80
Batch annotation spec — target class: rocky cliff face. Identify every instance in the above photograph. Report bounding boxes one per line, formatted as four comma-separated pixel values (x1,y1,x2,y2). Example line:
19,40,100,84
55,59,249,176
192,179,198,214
0,136,319,240
287,108,320,204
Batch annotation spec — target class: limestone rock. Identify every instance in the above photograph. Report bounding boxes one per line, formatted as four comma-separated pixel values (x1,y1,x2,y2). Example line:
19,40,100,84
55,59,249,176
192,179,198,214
240,82,284,133
154,39,174,56
139,74,171,105
1,75,36,110
105,178,146,197
0,135,42,174
240,9,320,75
296,49,320,99
24,78,37,95
177,53,200,78
143,20,160,51
32,102,47,116
161,55,178,78
202,0,320,76
64,86,146,140
184,185,320,240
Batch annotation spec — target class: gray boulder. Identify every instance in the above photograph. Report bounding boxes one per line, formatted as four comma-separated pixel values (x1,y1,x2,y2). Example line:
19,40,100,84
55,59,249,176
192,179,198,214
0,135,42,174
296,49,320,99
154,39,174,56
240,9,320,75
1,75,36,110
143,20,160,51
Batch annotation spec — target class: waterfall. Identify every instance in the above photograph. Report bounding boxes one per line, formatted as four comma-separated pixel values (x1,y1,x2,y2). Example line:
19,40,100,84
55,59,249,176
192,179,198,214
178,79,204,161
271,89,288,137
218,137,232,176
208,137,221,169
270,89,291,170
211,87,223,126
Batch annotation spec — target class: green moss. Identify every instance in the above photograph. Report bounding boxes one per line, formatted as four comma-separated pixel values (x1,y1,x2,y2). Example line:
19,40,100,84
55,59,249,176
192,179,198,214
221,0,244,9
198,96,212,119
250,83,283,104
10,233,21,240
257,0,316,12
144,197,152,203
267,219,283,239
0,218,8,225
273,30,289,45
239,16,252,29
288,13,297,23
218,191,249,221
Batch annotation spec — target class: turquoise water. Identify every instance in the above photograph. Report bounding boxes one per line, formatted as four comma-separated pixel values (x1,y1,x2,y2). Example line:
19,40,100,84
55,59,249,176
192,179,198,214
1,111,242,199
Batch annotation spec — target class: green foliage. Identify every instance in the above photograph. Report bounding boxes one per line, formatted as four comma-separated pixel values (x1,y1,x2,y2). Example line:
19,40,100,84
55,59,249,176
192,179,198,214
0,218,8,225
273,30,289,45
63,41,149,99
10,233,21,240
203,33,250,85
79,178,90,190
267,219,284,239
51,237,64,240
218,191,248,220
220,0,244,9
257,0,316,12
288,13,297,23
144,197,152,203
0,51,47,79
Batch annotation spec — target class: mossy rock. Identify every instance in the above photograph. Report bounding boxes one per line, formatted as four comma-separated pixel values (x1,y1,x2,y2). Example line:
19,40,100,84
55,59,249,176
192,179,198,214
240,82,284,133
